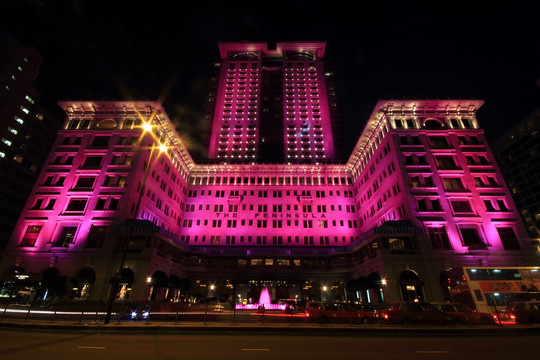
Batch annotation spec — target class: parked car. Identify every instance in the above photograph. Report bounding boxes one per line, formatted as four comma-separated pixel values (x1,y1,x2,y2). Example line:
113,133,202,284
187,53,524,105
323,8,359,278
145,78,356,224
431,302,495,325
277,298,298,313
379,301,461,325
121,304,150,321
305,302,376,324
493,301,540,325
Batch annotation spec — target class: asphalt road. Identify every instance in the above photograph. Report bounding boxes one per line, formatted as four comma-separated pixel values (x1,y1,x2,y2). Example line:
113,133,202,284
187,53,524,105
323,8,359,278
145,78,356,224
0,329,539,360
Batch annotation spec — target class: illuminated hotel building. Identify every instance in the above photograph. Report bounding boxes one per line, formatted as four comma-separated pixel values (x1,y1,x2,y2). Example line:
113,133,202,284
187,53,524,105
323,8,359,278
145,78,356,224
0,42,537,306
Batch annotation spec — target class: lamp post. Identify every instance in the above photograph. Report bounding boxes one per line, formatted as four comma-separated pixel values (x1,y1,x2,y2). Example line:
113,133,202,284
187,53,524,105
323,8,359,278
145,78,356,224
103,123,167,324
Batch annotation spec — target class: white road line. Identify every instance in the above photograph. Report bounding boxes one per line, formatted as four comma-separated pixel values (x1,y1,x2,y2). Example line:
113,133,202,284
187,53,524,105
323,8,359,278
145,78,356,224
241,348,270,351
416,350,451,354
78,346,106,350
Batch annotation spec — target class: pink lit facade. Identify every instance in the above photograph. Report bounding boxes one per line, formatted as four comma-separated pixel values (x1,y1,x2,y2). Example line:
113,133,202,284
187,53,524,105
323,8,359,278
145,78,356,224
1,101,194,301
350,100,530,254
0,42,537,308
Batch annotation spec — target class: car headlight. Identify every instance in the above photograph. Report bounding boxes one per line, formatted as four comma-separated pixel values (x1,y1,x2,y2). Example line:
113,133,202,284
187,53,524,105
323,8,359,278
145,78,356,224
131,312,137,318
143,311,149,318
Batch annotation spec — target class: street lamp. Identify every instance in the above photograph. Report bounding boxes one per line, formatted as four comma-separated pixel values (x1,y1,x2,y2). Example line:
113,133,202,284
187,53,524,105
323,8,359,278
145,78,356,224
103,125,168,324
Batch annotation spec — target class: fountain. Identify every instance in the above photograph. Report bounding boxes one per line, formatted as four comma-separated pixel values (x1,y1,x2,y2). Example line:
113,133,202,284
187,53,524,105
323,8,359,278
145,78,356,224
235,286,286,310
258,287,271,306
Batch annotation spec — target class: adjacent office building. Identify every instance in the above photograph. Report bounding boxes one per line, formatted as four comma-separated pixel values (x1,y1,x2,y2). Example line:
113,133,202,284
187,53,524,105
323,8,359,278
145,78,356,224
0,33,63,250
492,107,540,243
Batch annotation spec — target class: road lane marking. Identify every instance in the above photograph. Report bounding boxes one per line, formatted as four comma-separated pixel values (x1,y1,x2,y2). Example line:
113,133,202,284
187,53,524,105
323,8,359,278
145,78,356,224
78,346,106,350
241,348,270,351
416,350,451,354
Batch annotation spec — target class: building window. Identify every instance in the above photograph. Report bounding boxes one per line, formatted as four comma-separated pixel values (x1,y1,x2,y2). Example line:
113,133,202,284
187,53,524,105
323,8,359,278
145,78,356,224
451,200,473,214
484,199,510,212
496,200,510,212
443,178,466,191
272,236,283,245
103,175,127,187
20,225,42,247
53,226,77,247
86,225,108,248
30,198,44,210
410,175,434,188
94,196,120,210
81,155,103,168
89,136,110,148
427,226,451,250
429,136,451,148
435,156,458,169
65,199,87,213
497,227,521,250
459,227,487,250
74,177,96,189
41,175,65,187
318,220,328,228
417,198,442,212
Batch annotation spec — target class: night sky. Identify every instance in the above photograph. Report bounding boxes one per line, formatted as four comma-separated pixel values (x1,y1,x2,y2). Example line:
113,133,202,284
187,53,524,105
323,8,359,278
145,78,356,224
1,0,539,159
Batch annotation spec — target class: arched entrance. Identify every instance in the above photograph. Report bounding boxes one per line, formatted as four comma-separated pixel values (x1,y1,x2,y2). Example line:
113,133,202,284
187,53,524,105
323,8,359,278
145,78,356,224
165,275,191,302
367,272,384,302
148,270,168,301
345,278,359,301
40,267,67,301
178,277,191,301
111,267,134,301
356,276,370,303
399,270,425,301
71,267,95,300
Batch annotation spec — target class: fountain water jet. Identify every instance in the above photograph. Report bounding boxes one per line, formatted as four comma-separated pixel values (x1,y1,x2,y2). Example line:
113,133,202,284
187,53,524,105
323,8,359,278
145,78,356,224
235,286,286,310
258,287,271,306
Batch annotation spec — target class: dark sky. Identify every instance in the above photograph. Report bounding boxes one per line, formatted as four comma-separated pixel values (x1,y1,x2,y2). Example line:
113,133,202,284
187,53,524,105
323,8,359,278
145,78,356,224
1,0,539,159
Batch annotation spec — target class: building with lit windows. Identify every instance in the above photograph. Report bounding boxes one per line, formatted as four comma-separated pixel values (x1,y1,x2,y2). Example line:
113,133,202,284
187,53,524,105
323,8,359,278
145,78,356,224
207,42,341,164
492,107,540,242
0,33,63,250
0,42,537,308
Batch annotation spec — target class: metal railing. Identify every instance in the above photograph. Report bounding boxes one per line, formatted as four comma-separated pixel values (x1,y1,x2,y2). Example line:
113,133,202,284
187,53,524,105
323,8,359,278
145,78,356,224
0,301,314,326
1,300,523,327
